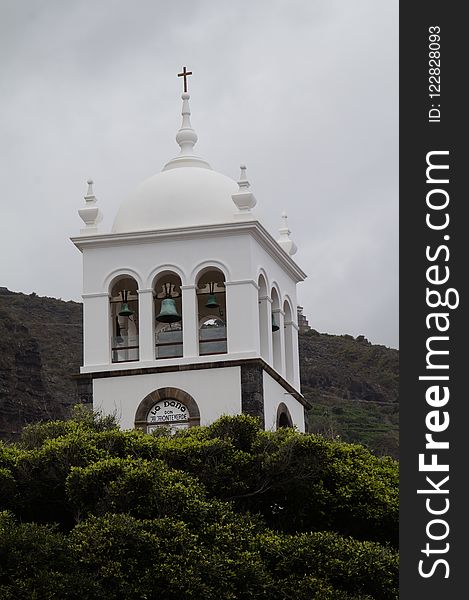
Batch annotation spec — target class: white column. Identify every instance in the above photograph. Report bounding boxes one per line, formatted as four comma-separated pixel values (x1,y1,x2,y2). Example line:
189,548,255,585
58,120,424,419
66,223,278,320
225,280,260,355
291,321,301,390
83,293,110,367
138,288,155,362
181,285,198,357
259,294,273,364
284,317,300,387
272,307,286,377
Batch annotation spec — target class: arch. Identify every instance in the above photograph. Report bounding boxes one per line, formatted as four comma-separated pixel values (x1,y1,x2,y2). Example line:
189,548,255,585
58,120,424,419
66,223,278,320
147,264,187,289
196,266,227,356
258,273,271,362
257,272,268,297
271,286,283,374
104,268,143,293
276,402,293,429
134,387,200,432
270,282,282,307
283,299,294,383
154,271,183,359
282,295,295,323
256,268,270,294
110,274,140,363
190,259,231,283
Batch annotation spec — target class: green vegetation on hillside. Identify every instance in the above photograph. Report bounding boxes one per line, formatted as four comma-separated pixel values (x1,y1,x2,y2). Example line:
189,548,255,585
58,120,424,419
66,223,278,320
0,289,399,457
301,330,399,457
0,409,398,599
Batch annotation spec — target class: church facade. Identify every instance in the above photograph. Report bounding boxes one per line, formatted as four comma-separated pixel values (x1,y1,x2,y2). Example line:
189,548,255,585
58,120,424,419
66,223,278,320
72,78,308,433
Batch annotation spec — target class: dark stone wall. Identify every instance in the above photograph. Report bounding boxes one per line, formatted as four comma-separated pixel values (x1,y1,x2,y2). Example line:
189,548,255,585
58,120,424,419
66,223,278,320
75,375,93,405
240,363,264,428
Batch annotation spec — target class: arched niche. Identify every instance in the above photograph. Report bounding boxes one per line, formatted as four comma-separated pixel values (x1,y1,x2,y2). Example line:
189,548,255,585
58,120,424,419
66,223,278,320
271,286,282,373
276,402,293,429
134,387,200,434
258,273,271,362
196,267,227,356
283,299,294,383
110,275,139,363
153,271,183,359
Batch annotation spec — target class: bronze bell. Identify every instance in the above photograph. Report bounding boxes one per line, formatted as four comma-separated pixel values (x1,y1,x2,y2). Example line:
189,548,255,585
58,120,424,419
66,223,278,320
156,298,182,323
206,294,219,309
118,302,134,318
272,313,280,332
205,282,219,309
118,290,134,317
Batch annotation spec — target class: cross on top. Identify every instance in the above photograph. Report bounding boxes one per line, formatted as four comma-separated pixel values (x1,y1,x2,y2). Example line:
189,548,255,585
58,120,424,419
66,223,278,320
177,66,192,93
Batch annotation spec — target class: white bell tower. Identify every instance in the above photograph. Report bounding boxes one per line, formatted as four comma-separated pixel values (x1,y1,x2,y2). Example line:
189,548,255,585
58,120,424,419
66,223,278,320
72,71,308,433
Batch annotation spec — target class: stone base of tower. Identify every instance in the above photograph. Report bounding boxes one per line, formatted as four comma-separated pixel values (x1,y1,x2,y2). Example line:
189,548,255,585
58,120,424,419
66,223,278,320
75,358,309,433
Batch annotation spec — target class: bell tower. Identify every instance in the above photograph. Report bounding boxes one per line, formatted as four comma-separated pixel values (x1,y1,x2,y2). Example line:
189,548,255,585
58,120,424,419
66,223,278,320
72,71,309,433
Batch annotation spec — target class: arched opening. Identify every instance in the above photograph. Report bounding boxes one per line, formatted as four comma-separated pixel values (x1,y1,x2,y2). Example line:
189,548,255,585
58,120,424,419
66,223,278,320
196,268,227,356
271,287,282,373
154,272,183,359
134,387,200,434
110,276,139,363
258,274,270,362
284,300,294,383
276,402,293,429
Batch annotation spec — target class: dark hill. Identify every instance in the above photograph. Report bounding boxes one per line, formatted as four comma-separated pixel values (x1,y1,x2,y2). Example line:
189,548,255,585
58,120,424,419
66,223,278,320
300,329,399,457
0,288,398,456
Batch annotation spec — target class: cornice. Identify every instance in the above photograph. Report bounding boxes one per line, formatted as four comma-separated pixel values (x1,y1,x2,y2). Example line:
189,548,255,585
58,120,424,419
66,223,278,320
71,220,306,282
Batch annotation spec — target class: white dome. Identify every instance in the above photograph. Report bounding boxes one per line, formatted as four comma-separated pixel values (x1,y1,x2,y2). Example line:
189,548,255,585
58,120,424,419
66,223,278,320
112,166,239,233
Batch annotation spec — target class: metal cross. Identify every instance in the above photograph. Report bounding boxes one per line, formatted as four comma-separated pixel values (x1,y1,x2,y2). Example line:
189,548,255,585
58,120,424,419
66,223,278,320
177,66,192,93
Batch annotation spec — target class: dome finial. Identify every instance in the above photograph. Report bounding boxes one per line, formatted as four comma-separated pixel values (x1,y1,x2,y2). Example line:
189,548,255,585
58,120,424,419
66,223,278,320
176,92,198,155
277,211,297,256
162,69,211,171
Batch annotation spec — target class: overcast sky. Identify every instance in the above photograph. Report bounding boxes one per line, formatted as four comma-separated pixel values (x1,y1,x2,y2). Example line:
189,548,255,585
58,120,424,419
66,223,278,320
0,0,398,348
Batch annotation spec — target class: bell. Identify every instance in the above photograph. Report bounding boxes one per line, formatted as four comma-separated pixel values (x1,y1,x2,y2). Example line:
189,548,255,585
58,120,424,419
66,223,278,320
156,298,182,323
272,313,280,332
206,293,219,309
119,302,134,317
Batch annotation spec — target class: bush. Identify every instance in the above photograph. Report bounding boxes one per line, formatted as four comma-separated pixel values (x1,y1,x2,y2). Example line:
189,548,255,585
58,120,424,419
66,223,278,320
0,412,398,599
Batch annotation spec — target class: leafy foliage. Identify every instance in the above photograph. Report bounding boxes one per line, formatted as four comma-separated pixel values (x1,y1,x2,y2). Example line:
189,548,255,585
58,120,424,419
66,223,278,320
0,412,398,599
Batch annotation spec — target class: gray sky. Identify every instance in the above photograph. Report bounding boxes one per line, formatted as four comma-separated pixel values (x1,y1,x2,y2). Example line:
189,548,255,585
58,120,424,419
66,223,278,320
0,0,398,348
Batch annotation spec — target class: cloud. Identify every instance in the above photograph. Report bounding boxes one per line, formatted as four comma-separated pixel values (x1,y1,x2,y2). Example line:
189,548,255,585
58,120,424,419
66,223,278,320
0,0,398,348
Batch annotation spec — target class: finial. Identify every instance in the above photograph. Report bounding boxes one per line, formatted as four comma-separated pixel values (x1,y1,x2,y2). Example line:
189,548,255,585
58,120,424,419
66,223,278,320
277,211,297,256
238,164,250,189
162,87,211,171
79,177,102,234
232,163,257,216
175,92,198,155
84,179,95,202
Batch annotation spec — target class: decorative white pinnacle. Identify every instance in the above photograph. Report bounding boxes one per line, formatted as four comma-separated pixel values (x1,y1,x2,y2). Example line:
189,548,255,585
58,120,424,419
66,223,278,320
78,178,102,234
277,211,297,256
163,93,211,171
232,164,257,216
176,93,198,155
84,179,95,202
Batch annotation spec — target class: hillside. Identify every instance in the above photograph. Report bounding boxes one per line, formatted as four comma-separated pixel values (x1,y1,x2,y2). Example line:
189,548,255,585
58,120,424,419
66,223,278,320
300,330,399,457
0,288,398,456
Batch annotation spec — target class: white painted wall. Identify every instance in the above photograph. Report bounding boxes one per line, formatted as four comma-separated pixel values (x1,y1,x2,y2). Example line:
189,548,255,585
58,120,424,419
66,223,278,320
93,366,242,430
76,221,305,432
263,371,305,432
78,226,302,395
